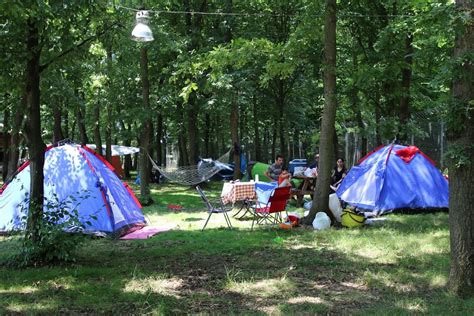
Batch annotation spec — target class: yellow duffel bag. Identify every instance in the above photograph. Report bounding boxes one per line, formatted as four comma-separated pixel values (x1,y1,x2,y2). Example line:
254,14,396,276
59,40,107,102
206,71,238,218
341,207,366,228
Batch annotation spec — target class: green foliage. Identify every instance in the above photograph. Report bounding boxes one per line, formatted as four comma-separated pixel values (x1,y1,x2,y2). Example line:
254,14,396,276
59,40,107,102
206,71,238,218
8,193,94,268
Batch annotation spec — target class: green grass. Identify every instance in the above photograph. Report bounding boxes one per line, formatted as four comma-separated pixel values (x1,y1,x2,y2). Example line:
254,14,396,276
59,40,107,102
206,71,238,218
0,181,473,314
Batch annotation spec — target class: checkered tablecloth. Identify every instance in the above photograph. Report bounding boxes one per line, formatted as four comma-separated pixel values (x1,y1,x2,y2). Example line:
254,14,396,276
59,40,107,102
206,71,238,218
221,182,256,204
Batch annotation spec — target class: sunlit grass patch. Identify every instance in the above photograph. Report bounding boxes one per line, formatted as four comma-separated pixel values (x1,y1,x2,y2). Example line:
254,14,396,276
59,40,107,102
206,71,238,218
225,267,295,299
124,276,183,298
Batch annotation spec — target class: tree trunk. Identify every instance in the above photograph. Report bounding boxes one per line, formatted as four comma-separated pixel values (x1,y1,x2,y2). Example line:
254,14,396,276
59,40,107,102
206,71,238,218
156,111,163,165
447,0,474,298
7,98,25,179
105,47,113,163
276,80,288,159
230,94,241,179
398,33,413,143
2,107,10,181
253,94,261,161
139,47,153,204
303,0,337,225
203,113,210,157
93,97,102,156
76,101,89,145
63,109,69,139
52,99,64,143
186,95,199,165
177,101,188,167
24,18,46,244
121,121,132,178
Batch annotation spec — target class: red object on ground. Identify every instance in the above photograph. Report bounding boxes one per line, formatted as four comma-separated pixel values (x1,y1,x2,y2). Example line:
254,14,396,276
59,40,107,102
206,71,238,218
168,204,183,211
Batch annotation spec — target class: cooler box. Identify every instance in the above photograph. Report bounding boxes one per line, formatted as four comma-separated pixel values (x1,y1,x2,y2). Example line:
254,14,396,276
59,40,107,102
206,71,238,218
289,159,307,175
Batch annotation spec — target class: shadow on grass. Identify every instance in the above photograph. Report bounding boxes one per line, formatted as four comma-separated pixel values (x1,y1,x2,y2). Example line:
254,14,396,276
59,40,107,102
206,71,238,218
1,219,469,315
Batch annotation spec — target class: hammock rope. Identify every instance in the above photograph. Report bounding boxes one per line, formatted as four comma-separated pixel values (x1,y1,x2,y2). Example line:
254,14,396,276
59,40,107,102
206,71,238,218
147,149,232,186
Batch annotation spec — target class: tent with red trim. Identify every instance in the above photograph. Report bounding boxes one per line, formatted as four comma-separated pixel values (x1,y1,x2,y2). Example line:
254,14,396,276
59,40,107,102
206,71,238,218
0,142,146,235
336,144,449,214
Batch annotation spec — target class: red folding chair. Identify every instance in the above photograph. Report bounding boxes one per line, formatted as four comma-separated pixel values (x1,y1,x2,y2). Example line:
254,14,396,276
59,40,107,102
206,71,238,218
251,186,292,230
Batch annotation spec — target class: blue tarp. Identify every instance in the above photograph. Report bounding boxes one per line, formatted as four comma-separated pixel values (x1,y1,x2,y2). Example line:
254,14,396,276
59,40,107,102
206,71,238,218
336,144,449,214
0,143,145,235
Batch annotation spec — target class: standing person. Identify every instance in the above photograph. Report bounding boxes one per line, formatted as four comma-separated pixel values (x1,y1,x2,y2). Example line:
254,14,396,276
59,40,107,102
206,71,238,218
330,157,347,191
264,154,284,181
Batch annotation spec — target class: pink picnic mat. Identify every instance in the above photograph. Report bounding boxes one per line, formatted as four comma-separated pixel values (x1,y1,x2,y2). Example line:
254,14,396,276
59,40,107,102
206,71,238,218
119,226,173,240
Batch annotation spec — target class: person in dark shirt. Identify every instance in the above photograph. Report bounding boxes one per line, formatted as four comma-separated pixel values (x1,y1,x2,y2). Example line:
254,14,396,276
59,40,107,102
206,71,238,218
308,153,319,169
330,158,347,192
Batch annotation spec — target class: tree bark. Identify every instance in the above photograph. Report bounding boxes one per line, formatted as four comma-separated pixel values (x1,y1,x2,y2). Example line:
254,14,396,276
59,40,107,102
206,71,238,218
2,107,10,181
93,97,102,156
24,18,46,243
139,46,153,204
398,33,413,143
105,46,113,163
7,97,25,179
303,0,337,225
447,0,474,298
230,94,241,179
75,100,89,145
52,99,64,143
156,111,163,165
186,95,199,165
253,94,262,161
120,121,132,178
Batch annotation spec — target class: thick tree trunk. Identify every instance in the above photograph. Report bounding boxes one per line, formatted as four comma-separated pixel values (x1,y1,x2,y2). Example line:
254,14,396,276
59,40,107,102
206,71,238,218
24,18,46,243
139,47,153,204
303,0,337,225
230,94,241,179
398,34,413,143
447,0,474,298
52,99,64,143
121,121,132,178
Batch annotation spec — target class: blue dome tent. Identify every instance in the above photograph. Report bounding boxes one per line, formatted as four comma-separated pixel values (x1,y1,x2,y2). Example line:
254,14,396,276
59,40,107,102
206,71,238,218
0,142,146,236
336,144,449,214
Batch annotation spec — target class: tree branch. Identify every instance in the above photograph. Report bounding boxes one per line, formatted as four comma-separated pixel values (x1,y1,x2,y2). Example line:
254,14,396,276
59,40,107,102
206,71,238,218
39,22,121,73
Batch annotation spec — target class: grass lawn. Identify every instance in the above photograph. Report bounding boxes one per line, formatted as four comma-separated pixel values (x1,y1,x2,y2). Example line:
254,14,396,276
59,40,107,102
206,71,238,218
0,181,473,314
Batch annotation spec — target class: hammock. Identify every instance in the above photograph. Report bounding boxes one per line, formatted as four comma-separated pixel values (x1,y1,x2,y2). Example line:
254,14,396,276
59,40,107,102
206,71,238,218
148,150,232,186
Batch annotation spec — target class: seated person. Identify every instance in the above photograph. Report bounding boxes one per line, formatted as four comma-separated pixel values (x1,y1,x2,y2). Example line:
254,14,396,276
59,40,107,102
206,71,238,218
264,154,284,181
278,167,292,187
330,157,347,192
308,153,319,169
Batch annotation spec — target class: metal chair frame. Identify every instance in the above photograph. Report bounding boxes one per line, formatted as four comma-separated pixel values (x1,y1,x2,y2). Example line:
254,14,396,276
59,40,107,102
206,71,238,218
196,186,233,231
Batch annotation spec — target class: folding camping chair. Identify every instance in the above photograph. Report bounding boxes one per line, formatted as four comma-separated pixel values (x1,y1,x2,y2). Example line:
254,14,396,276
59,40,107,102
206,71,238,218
251,186,292,230
196,186,233,231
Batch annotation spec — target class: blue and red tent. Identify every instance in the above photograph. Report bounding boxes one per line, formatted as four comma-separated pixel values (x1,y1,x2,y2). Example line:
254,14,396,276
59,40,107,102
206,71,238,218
336,144,449,214
0,142,146,235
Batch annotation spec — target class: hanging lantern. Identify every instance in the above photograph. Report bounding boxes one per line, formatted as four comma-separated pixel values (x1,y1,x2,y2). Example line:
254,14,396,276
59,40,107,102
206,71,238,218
131,10,154,42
